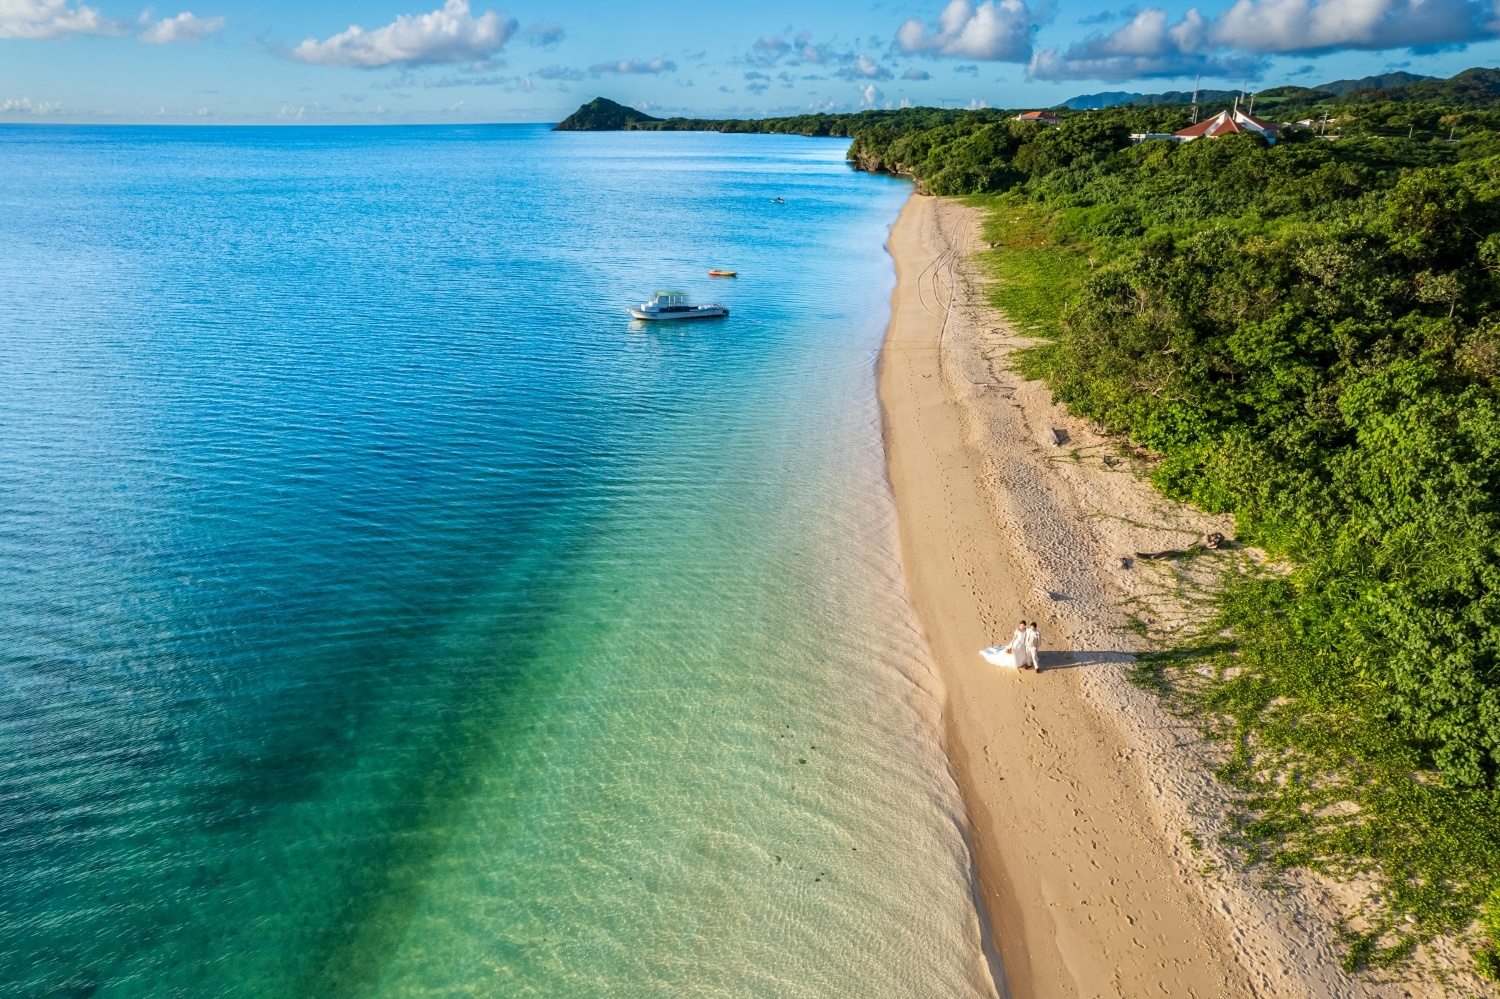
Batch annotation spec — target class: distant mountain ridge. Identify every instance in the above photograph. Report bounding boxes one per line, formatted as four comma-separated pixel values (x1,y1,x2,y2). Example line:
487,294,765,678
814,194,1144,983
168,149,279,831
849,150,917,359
1060,91,1141,110
1132,89,1242,106
1341,66,1500,106
1062,89,1244,109
1060,70,1437,110
1316,71,1435,95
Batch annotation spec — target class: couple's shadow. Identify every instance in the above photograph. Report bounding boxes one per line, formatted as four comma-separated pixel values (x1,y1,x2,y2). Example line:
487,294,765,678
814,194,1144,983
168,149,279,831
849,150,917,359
1033,650,1135,672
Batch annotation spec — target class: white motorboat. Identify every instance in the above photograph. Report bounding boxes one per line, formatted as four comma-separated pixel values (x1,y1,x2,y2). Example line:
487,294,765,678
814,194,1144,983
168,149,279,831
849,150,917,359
628,291,729,321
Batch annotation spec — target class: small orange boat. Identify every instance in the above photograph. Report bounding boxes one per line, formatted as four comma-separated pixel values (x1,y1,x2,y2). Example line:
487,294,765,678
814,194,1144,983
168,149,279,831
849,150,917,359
707,269,737,277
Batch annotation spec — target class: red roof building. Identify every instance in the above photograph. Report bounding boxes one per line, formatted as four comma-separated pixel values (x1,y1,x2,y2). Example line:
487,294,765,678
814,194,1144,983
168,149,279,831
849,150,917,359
1172,109,1279,144
1014,111,1061,123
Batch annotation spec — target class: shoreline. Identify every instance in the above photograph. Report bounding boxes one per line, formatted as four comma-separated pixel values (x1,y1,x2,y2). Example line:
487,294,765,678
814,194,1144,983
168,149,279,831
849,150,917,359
878,192,1386,998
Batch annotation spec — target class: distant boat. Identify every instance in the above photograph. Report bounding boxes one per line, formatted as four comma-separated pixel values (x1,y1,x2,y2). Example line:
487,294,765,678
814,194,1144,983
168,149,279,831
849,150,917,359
629,291,729,321
771,197,784,204
708,269,737,277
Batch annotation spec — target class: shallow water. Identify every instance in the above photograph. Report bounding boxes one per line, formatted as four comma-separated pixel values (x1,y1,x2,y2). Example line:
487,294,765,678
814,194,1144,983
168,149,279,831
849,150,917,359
0,125,996,998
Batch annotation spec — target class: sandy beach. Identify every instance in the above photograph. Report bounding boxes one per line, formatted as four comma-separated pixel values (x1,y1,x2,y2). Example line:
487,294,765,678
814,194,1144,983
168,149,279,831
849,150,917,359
878,192,1450,999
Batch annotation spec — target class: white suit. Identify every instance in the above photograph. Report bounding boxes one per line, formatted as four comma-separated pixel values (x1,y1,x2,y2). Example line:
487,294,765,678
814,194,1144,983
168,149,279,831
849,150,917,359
1026,626,1041,672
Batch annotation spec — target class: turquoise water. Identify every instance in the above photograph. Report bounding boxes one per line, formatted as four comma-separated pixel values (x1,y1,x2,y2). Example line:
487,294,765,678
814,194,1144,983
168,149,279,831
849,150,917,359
0,126,996,998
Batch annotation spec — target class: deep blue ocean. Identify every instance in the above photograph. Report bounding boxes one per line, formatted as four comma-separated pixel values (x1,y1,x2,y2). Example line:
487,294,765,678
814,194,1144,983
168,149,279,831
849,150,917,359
0,125,996,998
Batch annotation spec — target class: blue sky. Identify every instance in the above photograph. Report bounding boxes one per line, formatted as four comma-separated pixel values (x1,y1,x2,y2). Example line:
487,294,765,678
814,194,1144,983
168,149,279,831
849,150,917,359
5,0,1500,122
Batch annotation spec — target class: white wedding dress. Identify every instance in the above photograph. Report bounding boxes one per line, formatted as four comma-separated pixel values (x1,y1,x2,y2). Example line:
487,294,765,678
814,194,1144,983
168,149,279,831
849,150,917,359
981,629,1030,668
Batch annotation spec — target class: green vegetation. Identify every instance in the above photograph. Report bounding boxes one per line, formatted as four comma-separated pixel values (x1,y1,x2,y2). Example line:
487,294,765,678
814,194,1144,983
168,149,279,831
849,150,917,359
868,83,1500,977
974,199,1086,341
1342,66,1500,107
1315,70,1436,96
556,98,1005,139
553,97,665,130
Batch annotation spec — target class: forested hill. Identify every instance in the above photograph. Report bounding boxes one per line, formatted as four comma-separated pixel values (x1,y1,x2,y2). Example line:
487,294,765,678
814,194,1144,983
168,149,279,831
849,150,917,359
1317,69,1436,95
553,97,664,130
1340,65,1500,105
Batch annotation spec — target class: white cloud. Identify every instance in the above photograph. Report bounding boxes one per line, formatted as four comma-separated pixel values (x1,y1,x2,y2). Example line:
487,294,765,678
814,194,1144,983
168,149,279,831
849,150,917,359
0,0,115,39
138,11,224,43
792,36,834,63
1029,0,1499,80
1214,0,1495,51
860,83,884,105
895,0,1042,61
588,57,676,75
423,71,517,86
288,0,516,69
751,34,791,63
522,22,561,46
533,64,583,80
903,67,931,79
1,96,61,112
748,30,844,67
1028,7,1257,79
836,54,894,80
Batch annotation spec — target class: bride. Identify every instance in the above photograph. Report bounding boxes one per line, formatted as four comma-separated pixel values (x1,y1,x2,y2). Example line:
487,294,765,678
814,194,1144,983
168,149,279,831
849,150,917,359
1011,620,1032,670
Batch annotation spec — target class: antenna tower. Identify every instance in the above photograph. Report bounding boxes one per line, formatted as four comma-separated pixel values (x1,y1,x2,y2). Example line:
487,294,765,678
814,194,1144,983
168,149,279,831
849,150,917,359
1191,74,1200,123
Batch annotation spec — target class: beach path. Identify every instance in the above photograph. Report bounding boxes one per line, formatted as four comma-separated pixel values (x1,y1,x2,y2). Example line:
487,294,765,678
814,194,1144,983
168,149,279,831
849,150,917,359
879,193,1265,999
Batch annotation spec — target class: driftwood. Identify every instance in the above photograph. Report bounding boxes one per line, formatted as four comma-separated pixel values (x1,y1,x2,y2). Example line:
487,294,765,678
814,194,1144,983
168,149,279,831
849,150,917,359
1134,534,1230,561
